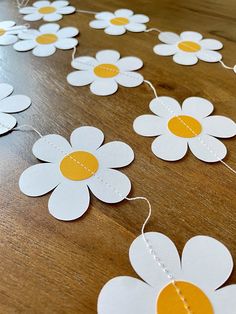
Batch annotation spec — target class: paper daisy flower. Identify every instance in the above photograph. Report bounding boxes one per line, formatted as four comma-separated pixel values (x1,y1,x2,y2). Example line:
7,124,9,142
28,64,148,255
98,232,236,314
13,23,78,57
0,20,23,46
133,96,236,162
19,0,75,22
89,9,149,36
0,83,31,135
67,50,143,96
19,126,134,221
154,31,223,65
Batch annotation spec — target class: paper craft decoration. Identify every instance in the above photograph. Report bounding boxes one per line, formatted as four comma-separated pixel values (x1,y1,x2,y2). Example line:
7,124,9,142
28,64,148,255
19,126,134,221
0,21,22,46
89,9,149,36
133,96,236,162
67,50,144,96
13,23,79,57
154,31,223,65
0,83,31,135
19,0,75,22
98,232,235,314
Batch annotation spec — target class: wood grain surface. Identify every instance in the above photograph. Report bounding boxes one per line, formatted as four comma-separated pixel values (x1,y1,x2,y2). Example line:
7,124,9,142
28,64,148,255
1,0,236,313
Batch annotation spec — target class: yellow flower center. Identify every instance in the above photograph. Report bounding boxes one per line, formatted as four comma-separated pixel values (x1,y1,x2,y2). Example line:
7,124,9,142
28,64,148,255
94,63,120,78
60,151,99,181
157,281,214,314
36,33,58,45
168,115,202,138
38,6,56,14
110,17,129,25
0,28,6,36
178,41,201,52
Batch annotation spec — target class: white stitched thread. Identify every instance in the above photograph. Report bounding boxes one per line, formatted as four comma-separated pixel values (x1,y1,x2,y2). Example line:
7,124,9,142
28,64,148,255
76,9,98,15
145,28,162,33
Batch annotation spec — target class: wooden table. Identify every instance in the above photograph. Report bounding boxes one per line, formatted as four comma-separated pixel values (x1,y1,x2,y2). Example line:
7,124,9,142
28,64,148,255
1,0,236,312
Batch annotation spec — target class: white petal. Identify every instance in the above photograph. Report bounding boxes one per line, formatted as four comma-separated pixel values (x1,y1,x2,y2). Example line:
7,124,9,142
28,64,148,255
57,27,79,38
18,29,39,40
203,116,236,138
48,181,90,221
105,26,126,35
0,95,31,113
116,56,143,71
13,40,36,51
95,142,134,168
115,9,134,17
19,7,36,14
52,0,68,8
152,134,188,161
88,168,131,203
197,50,222,62
133,115,166,136
39,23,60,33
55,38,78,49
153,44,177,56
57,6,75,14
71,56,98,70
200,38,223,50
89,20,109,29
158,32,180,44
130,14,149,23
126,23,146,32
0,83,13,101
95,12,115,20
96,50,120,63
33,44,56,57
98,277,156,314
0,21,15,29
129,232,181,289
19,163,61,196
182,97,214,118
0,34,18,46
70,126,104,152
180,31,203,42
0,112,16,134
115,72,143,87
90,79,118,96
213,285,236,314
150,96,181,117
43,13,62,22
67,70,95,86
33,1,50,7
32,134,72,162
23,12,43,21
188,134,227,162
181,236,233,290
173,52,198,65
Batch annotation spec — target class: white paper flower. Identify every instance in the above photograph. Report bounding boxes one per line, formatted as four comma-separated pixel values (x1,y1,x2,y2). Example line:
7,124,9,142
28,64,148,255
19,0,75,22
133,96,236,162
0,83,31,135
154,31,223,65
0,21,22,46
67,50,143,96
98,232,236,314
19,126,134,221
89,9,149,36
13,23,78,57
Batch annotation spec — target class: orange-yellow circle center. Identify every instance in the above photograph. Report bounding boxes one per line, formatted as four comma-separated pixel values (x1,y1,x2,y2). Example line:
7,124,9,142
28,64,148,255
36,33,58,45
178,41,201,52
110,17,129,25
38,6,56,14
157,281,214,314
94,63,120,78
168,115,202,138
60,151,99,181
0,28,6,36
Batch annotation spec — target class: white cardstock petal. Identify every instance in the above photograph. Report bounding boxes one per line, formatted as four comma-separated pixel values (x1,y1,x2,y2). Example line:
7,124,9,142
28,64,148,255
115,72,143,88
130,14,149,23
200,38,223,50
0,95,31,113
180,31,203,42
133,115,166,136
0,112,16,134
96,50,120,63
153,44,177,56
173,52,198,65
33,44,56,57
114,9,134,17
181,97,214,118
196,50,222,62
116,57,143,71
158,32,180,44
202,116,236,138
70,126,104,152
89,20,109,29
213,285,236,314
105,26,126,36
67,70,94,86
150,96,181,117
0,83,13,101
90,79,118,96
125,23,146,33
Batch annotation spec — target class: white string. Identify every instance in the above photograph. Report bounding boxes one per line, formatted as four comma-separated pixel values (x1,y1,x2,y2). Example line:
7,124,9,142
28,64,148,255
145,28,162,33
76,9,98,15
13,124,43,137
144,80,236,175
